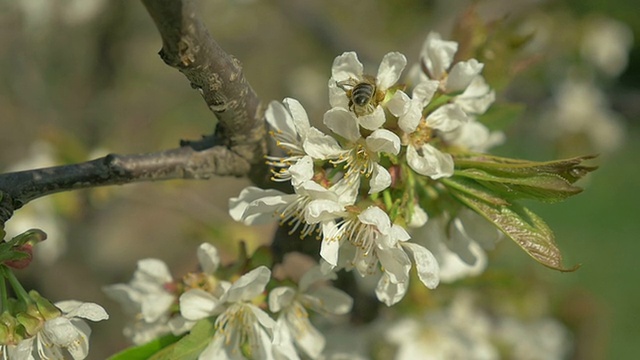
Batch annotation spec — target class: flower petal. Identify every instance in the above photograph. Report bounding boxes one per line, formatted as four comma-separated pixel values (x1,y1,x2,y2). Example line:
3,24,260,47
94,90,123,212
303,127,344,160
407,143,454,179
283,97,311,138
331,52,363,82
323,108,361,142
229,187,288,225
268,287,296,313
420,32,458,79
55,301,109,322
358,105,386,130
402,242,440,289
266,101,295,136
377,247,411,284
305,287,353,315
377,52,407,89
288,155,314,187
445,59,484,93
425,103,469,132
226,266,271,303
375,273,408,306
179,289,220,321
197,243,220,275
366,129,401,155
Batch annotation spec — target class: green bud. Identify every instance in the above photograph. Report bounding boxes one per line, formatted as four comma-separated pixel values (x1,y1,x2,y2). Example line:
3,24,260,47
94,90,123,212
29,291,61,320
15,307,43,337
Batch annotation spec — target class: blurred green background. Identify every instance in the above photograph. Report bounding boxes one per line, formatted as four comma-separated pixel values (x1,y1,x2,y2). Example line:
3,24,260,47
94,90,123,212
0,0,638,358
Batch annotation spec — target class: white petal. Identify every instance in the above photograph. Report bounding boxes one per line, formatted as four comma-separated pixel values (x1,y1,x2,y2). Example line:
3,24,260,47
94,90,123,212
197,243,220,275
241,193,298,224
398,99,423,133
331,52,363,82
375,273,408,306
248,304,277,330
266,101,295,136
407,204,429,228
168,315,195,336
406,143,454,179
377,52,407,89
136,258,173,285
283,97,311,138
55,301,109,322
288,155,314,187
305,287,353,315
320,222,341,266
445,59,484,93
377,247,411,284
329,80,350,109
226,266,271,303
272,320,301,360
386,90,410,117
420,32,458,79
425,103,469,132
303,127,344,160
358,106,386,130
323,108,361,142
366,129,401,155
412,80,439,106
358,206,390,234
363,173,391,203
268,287,296,313
402,242,440,289
141,293,174,323
298,266,336,292
390,224,411,242
180,289,220,320
306,199,344,224
229,187,287,224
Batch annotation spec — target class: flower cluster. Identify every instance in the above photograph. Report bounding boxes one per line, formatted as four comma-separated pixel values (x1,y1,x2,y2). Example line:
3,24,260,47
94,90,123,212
105,243,353,359
0,291,108,360
231,32,503,305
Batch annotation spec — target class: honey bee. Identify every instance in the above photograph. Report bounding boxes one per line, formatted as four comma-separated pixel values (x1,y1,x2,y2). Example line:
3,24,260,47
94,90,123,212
337,75,385,116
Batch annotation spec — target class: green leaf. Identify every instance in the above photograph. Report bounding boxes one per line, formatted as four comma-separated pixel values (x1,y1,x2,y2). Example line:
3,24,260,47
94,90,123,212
440,177,510,206
150,318,216,360
449,187,578,272
453,154,597,203
107,334,181,360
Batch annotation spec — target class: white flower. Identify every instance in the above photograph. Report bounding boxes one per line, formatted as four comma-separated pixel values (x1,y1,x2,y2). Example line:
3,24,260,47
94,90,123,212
581,16,633,77
180,266,276,360
541,77,625,154
325,206,439,306
269,266,353,359
266,98,315,182
384,292,497,360
412,209,502,283
418,32,484,94
308,107,401,194
103,258,175,344
329,51,407,123
442,119,505,153
20,301,109,360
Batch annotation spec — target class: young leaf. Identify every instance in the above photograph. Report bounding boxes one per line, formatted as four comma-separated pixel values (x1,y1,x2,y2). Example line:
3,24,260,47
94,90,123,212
150,318,216,360
449,186,579,272
453,154,597,203
107,334,181,360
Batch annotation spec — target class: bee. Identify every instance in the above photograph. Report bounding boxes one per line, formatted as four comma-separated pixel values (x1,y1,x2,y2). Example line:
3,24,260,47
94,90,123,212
337,75,384,116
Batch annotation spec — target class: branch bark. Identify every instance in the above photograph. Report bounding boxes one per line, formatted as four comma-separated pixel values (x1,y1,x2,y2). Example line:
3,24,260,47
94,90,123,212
141,0,266,173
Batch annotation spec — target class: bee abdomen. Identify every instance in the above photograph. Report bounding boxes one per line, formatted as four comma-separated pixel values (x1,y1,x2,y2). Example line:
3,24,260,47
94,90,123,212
352,83,375,106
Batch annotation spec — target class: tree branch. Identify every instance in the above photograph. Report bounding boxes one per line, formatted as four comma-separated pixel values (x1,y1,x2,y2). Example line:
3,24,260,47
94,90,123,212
0,139,251,223
141,0,266,176
0,0,275,224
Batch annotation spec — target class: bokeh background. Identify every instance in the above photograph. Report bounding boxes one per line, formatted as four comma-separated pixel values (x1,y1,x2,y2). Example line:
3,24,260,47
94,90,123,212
0,0,638,358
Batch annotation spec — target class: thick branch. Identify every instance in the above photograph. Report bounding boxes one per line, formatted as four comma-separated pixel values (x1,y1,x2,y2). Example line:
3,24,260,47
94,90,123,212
0,143,249,223
141,0,266,177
